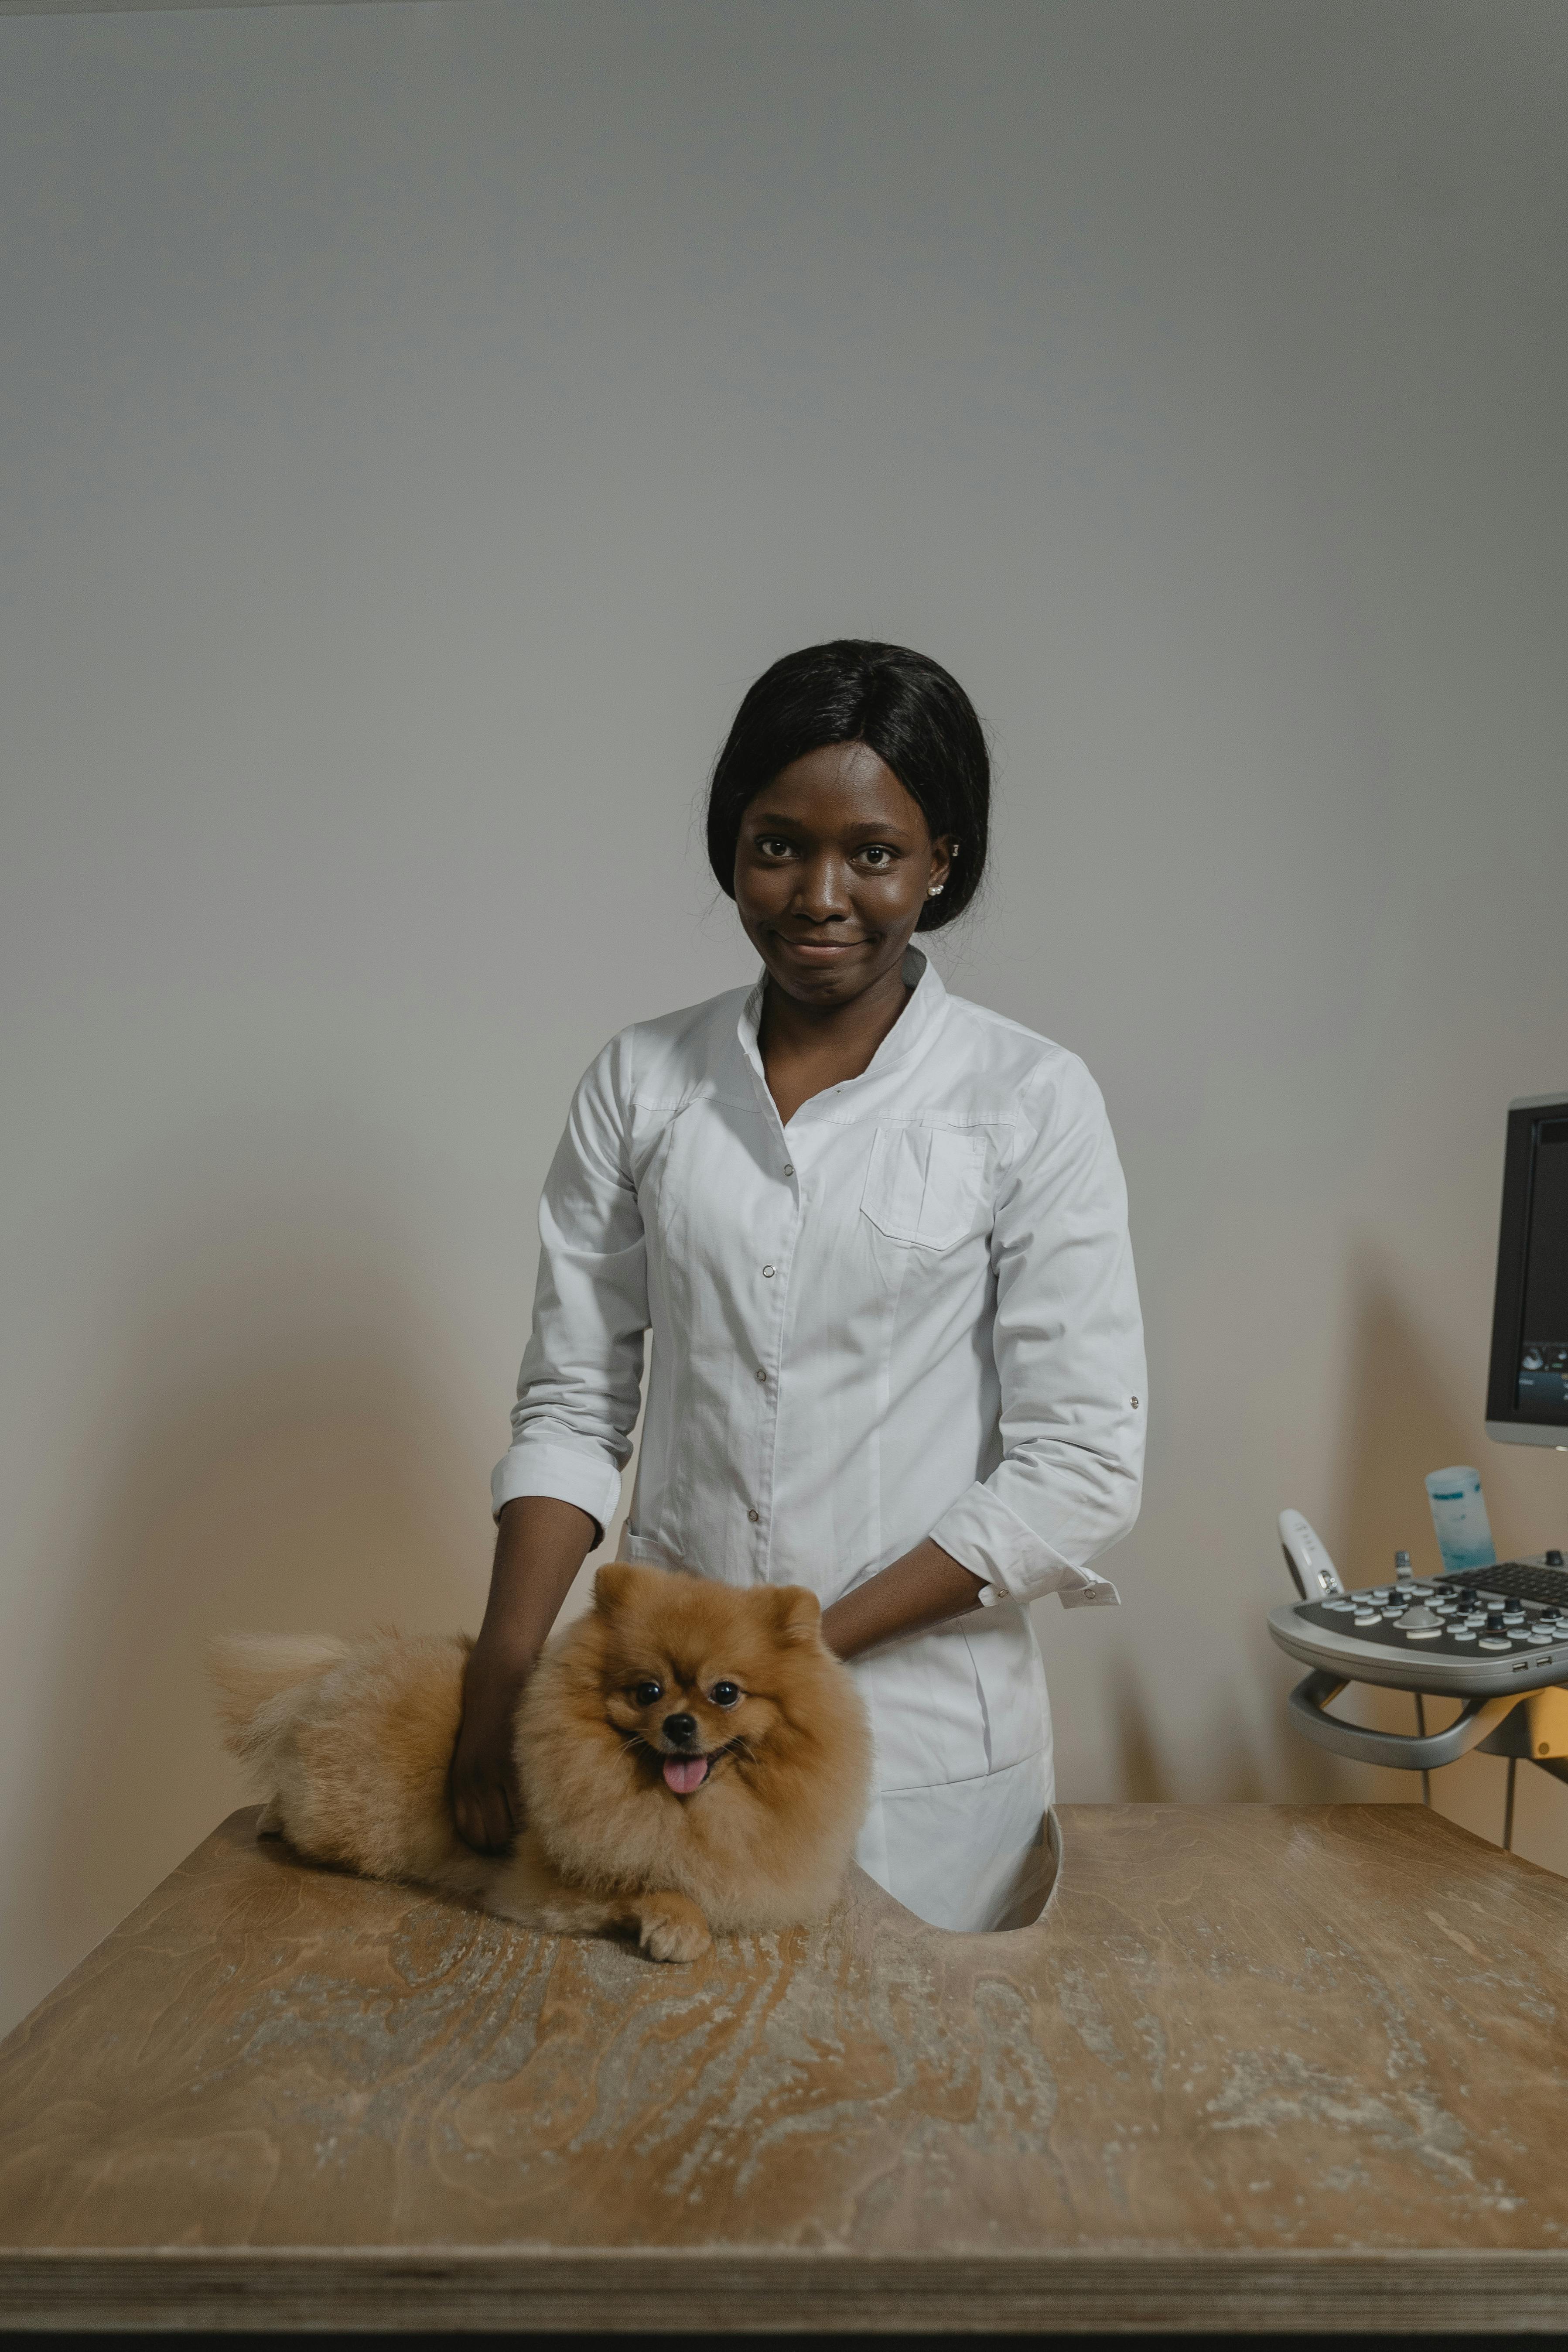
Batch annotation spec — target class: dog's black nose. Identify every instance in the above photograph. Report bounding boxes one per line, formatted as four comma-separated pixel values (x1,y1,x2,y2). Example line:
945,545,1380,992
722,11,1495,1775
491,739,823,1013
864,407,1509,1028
662,1713,699,1748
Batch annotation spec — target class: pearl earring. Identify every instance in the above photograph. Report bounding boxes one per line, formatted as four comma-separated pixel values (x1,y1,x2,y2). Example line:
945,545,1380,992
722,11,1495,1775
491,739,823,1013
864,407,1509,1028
926,882,945,898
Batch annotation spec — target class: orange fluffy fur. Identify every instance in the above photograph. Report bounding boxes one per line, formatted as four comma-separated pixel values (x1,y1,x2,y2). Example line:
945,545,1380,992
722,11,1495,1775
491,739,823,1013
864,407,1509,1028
209,1562,872,1963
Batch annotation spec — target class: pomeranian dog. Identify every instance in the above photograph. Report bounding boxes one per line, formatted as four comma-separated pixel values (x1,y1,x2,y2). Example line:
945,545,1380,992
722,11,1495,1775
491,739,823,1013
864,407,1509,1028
209,1562,872,1963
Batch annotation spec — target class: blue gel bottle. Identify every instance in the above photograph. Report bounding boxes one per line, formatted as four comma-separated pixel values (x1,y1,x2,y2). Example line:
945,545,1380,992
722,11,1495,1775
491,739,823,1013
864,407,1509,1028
1425,1465,1497,1574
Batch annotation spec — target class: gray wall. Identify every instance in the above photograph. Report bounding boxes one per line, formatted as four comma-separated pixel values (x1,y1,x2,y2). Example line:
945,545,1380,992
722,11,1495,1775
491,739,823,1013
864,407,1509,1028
3,0,1566,2032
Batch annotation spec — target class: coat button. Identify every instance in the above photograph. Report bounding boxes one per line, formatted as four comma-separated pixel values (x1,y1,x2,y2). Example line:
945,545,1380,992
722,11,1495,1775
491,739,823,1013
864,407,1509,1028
747,1507,761,1523
762,1264,775,1278
755,1368,767,1383
782,1165,794,1177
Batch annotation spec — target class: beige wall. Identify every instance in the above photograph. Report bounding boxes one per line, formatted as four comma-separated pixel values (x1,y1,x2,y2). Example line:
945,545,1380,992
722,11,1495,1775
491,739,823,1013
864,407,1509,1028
3,0,1567,2033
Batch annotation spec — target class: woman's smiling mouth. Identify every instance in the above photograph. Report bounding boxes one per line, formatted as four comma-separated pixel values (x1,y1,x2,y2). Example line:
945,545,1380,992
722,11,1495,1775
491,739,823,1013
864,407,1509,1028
771,932,870,961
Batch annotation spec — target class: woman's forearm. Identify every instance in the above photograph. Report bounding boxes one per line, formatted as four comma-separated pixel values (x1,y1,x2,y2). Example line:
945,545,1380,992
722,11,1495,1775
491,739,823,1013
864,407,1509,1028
451,1495,599,1852
473,1494,599,1673
819,1538,988,1662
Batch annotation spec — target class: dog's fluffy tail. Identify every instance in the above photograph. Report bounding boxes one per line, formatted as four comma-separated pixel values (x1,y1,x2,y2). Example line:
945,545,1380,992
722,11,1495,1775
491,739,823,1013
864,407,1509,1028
208,1631,351,1767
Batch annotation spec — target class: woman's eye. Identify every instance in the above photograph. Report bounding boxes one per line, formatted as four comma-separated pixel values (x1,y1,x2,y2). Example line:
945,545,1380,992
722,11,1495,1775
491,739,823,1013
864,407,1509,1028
858,845,895,868
634,1681,663,1707
755,836,793,859
710,1681,741,1708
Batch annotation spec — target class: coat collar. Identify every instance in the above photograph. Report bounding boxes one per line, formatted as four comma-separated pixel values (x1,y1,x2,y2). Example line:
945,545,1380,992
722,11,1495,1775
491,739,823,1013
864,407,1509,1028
735,947,949,1106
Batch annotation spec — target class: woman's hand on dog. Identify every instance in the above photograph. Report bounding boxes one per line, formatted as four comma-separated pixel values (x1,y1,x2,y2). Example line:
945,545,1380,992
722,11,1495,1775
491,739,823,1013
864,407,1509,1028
451,1495,600,1854
451,1663,527,1852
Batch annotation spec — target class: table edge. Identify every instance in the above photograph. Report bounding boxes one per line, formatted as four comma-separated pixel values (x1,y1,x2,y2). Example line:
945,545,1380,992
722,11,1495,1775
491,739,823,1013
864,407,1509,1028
6,2244,1568,2333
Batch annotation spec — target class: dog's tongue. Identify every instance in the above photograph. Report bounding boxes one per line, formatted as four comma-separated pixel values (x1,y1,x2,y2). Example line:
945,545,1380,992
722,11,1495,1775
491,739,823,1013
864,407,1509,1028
663,1754,710,1795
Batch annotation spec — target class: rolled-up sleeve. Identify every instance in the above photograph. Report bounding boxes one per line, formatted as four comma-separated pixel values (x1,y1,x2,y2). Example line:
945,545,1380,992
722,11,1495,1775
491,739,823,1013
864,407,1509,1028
929,1056,1146,1609
490,1031,648,1538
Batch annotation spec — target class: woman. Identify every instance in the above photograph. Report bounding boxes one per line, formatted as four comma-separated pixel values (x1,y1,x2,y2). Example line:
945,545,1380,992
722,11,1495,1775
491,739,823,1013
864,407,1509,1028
451,640,1145,1932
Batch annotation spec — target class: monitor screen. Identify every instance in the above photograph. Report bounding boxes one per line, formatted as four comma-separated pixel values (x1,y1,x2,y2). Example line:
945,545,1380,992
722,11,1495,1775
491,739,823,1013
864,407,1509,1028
1488,1096,1568,1444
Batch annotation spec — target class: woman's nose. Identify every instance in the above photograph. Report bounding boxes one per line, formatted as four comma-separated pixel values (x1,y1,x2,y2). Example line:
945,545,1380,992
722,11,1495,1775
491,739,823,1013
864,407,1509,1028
792,851,851,918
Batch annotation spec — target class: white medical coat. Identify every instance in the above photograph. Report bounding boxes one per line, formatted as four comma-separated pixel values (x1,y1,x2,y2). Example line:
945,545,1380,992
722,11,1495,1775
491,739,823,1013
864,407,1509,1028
493,950,1146,1929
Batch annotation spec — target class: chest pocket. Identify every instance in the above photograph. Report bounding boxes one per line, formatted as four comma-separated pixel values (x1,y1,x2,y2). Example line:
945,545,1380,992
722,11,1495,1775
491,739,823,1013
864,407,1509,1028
860,1125,990,1252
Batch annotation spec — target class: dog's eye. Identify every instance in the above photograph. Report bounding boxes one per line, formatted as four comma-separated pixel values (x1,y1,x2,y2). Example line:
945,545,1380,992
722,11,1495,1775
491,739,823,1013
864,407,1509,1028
710,1681,741,1708
633,1681,663,1707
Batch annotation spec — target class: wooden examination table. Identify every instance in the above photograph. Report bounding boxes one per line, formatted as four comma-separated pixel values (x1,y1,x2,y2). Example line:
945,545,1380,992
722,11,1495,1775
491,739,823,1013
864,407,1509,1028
2,1803,1566,2334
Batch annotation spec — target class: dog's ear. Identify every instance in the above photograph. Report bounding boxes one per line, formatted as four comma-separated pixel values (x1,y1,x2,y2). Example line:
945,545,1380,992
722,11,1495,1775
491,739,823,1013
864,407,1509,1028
768,1585,822,1646
593,1561,641,1617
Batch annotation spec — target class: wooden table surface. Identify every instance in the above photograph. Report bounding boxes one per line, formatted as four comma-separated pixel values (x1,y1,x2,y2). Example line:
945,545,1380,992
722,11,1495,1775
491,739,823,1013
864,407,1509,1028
3,1802,1568,2333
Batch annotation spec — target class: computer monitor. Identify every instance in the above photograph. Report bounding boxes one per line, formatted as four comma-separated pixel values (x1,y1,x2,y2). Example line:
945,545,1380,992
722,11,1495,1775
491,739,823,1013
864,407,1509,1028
1487,1092,1568,1448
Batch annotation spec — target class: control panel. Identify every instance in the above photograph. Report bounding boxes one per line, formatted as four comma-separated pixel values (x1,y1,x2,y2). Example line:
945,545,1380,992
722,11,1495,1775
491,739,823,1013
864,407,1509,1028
1269,1553,1568,1697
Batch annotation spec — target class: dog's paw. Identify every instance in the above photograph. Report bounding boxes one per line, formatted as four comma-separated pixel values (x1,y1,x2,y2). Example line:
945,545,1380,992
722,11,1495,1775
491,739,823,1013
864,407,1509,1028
637,1898,713,1964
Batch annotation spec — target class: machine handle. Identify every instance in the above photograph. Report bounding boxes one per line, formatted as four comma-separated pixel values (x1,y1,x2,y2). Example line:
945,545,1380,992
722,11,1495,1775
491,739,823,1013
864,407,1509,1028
1288,1670,1519,1769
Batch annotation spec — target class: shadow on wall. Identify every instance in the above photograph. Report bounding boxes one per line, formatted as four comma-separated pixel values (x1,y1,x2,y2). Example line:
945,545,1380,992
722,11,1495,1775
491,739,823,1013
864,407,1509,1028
1110,1658,1278,1804
1334,1253,1479,1589
9,1124,499,2001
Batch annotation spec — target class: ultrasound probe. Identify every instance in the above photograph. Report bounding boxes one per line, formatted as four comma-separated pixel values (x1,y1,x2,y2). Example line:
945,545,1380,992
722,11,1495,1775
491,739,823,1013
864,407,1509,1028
1278,1509,1345,1600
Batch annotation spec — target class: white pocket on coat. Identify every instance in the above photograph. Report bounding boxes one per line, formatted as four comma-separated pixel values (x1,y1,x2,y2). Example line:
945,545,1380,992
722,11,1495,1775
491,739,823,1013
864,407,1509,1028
959,1607,1051,1778
860,1126,989,1252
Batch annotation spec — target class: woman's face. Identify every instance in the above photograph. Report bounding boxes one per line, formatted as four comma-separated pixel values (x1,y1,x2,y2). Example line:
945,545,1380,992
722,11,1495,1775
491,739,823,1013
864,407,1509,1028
732,740,953,1011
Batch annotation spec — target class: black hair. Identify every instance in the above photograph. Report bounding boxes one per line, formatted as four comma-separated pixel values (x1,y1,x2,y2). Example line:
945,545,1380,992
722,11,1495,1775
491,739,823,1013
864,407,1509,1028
705,639,990,930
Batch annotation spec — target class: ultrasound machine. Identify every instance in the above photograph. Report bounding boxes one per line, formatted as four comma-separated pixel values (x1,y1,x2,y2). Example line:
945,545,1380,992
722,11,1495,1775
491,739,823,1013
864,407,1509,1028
1270,1093,1568,1832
